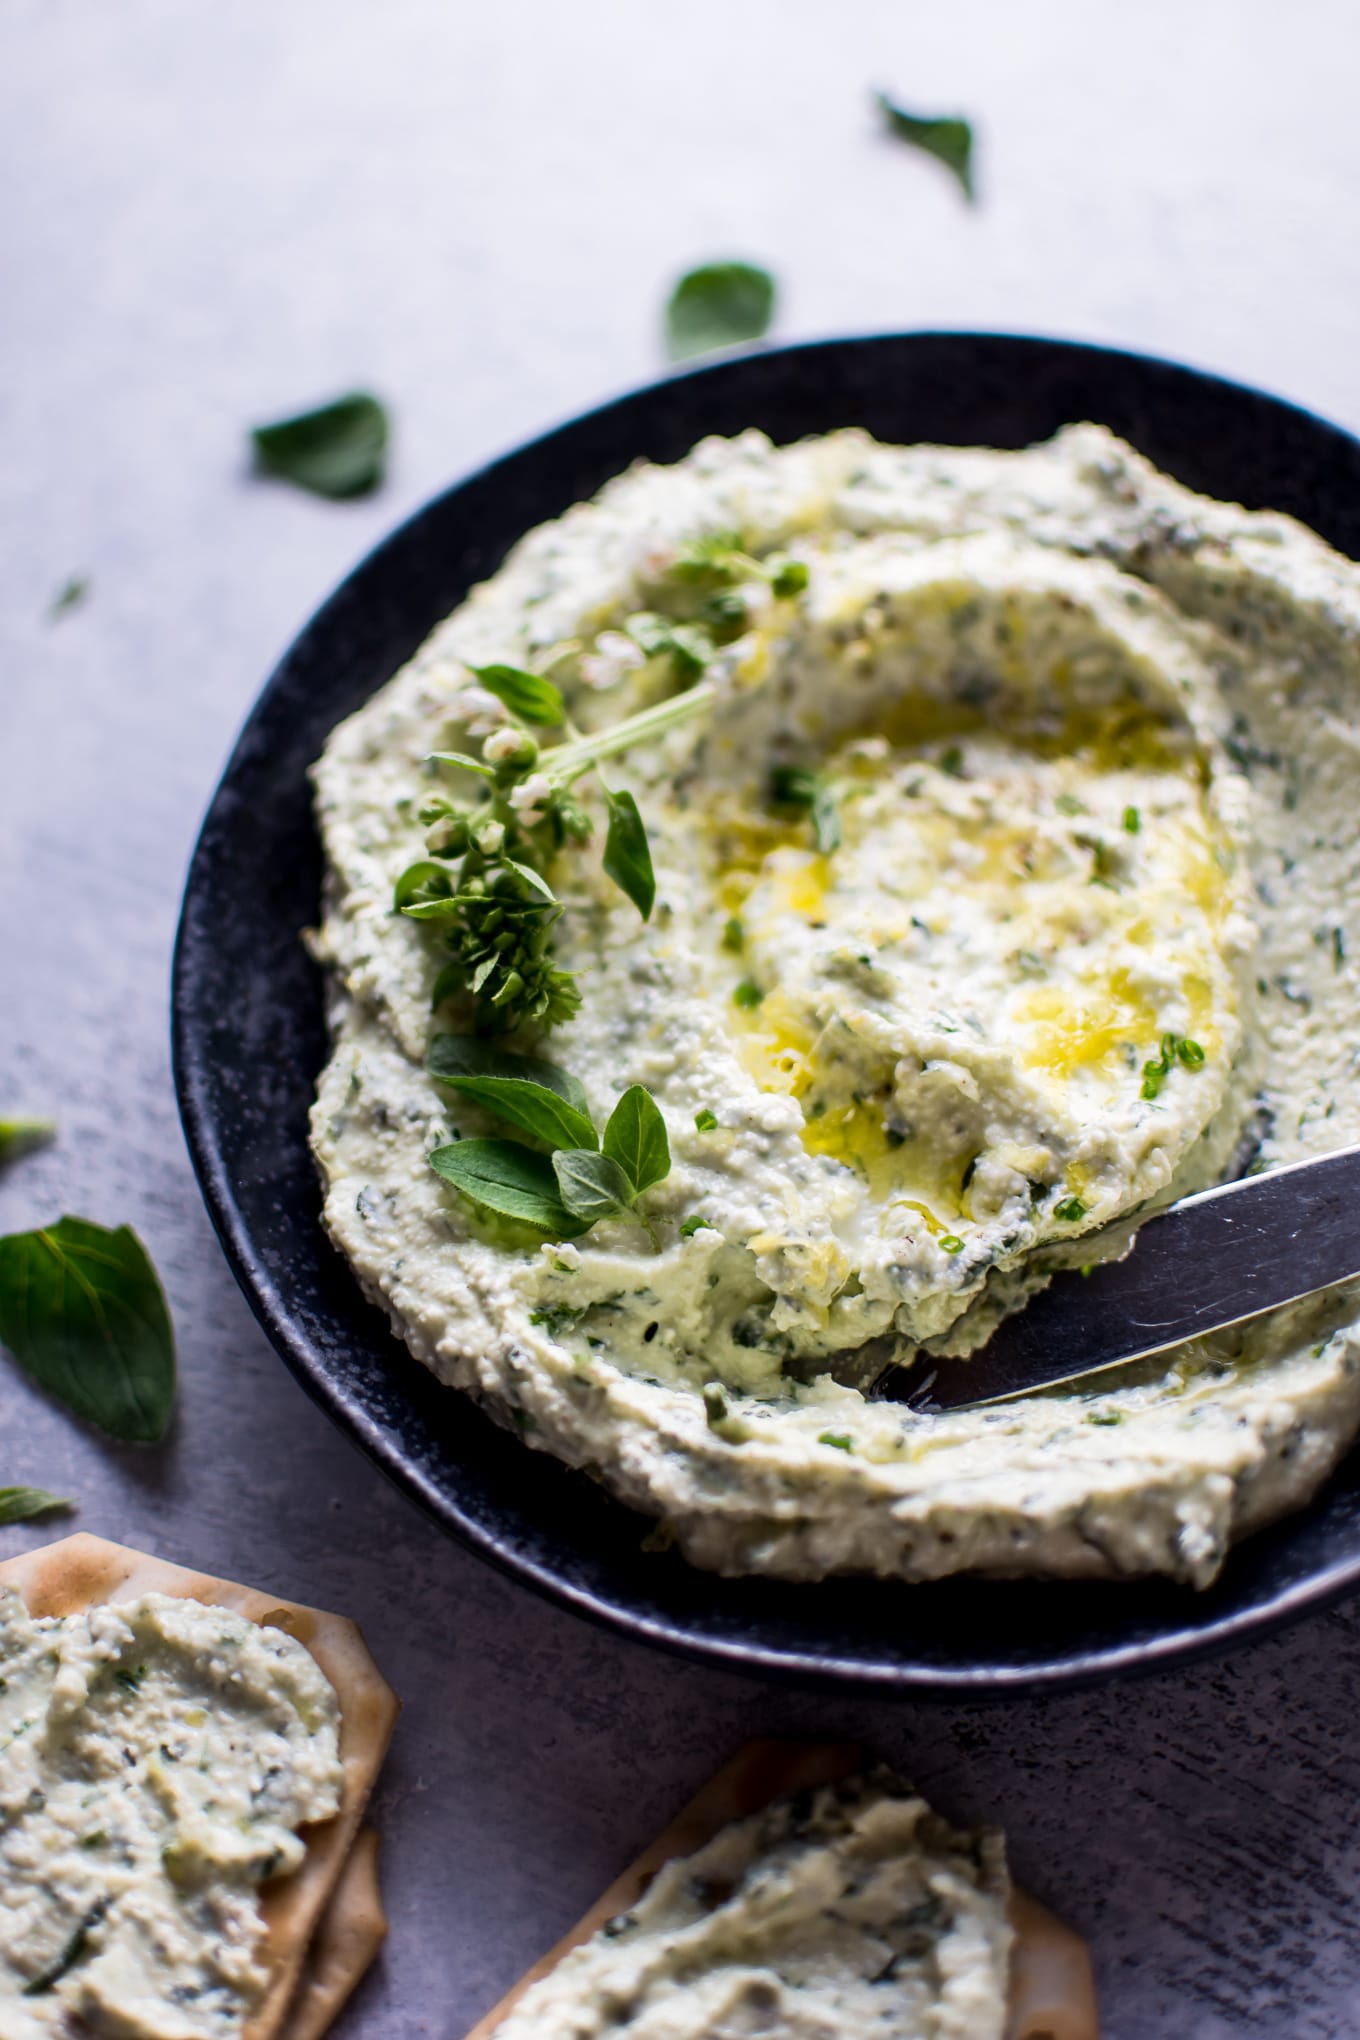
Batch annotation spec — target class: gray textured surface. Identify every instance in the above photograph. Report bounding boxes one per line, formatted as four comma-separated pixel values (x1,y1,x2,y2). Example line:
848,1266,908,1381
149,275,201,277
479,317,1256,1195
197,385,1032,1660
4,4,1360,2033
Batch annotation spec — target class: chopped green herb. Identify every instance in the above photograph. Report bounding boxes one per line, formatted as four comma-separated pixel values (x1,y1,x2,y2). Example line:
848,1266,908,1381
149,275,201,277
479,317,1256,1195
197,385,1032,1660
665,261,776,362
938,1234,964,1254
0,1219,175,1443
1086,1408,1124,1427
722,916,745,954
1141,1032,1206,1099
732,979,764,1010
938,746,964,777
1053,1195,1087,1223
1334,926,1347,968
114,1665,144,1694
694,1109,719,1133
679,1215,711,1238
47,575,90,622
1055,792,1086,817
250,391,389,499
874,91,976,203
770,558,809,597
1122,805,1141,834
818,1431,854,1453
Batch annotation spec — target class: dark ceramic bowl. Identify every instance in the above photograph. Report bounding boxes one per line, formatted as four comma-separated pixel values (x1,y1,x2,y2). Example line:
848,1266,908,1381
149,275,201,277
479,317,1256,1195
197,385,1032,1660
173,332,1360,1694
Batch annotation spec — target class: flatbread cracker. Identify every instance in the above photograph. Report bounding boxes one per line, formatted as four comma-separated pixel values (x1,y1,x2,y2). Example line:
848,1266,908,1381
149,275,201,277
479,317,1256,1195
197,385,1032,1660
281,1828,387,2040
464,1739,1098,2040
0,1532,399,2040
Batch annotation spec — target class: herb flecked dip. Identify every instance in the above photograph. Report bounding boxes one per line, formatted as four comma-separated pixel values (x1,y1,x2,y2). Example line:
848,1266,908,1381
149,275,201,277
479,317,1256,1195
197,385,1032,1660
310,425,1360,1587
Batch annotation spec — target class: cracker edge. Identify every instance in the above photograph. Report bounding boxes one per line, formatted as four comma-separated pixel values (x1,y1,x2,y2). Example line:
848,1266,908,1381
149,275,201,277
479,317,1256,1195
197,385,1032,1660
0,1532,400,2040
461,1738,1098,2040
280,1827,387,2040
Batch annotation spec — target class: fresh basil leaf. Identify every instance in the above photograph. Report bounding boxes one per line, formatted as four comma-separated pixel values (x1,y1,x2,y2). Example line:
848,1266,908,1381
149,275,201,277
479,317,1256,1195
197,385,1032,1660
0,1219,175,1443
603,1087,671,1196
250,391,389,498
553,1149,638,1226
428,1037,597,1150
47,575,90,622
394,861,454,910
603,790,656,920
429,1139,587,1235
0,1486,71,1525
0,1119,56,1167
469,664,565,727
665,262,776,362
874,91,976,203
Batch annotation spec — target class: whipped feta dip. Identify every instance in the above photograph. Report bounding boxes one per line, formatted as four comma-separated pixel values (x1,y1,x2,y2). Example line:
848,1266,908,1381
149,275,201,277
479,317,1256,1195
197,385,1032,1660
310,423,1360,1587
0,1589,342,2038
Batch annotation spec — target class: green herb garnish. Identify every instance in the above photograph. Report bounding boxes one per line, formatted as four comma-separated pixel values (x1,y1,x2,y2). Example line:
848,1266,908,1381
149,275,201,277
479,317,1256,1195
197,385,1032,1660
768,765,841,854
679,1215,711,1238
1141,1032,1206,1100
1123,805,1141,834
0,1219,175,1442
406,675,716,1034
0,1487,70,1525
818,1432,854,1453
428,1054,671,1244
938,745,964,777
428,1139,587,1237
0,1119,56,1167
722,917,745,954
665,261,776,361
250,391,389,499
732,979,764,1010
938,1234,964,1254
874,91,976,203
694,1109,719,1133
47,576,90,622
1053,1195,1087,1223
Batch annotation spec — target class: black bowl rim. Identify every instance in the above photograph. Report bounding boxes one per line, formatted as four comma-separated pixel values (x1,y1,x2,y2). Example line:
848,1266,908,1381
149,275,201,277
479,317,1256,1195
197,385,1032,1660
173,328,1360,1696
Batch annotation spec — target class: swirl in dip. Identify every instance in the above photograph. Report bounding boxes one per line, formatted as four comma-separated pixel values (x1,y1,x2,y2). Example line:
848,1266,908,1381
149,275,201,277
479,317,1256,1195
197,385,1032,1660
311,424,1360,1587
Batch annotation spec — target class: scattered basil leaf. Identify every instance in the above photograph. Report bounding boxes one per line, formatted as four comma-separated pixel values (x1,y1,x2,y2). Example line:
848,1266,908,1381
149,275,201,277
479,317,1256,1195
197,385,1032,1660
679,1215,711,1238
428,1036,597,1150
694,1109,719,1133
429,1138,587,1235
0,1119,56,1167
874,91,976,203
47,575,90,622
0,1219,175,1443
470,663,565,728
665,262,776,362
602,789,656,920
0,1486,71,1525
553,1149,638,1226
603,1087,671,1196
250,392,389,499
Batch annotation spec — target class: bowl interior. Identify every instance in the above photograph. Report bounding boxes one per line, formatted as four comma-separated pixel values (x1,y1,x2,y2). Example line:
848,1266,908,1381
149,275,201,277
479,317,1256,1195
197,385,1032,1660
173,332,1360,1693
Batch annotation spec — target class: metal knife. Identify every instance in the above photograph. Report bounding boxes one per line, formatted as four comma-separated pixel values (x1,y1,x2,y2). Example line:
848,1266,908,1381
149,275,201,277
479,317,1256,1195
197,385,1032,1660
878,1142,1360,1412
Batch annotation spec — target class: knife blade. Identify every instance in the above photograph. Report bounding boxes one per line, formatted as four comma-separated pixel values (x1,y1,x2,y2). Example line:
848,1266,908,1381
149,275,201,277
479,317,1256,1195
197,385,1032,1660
877,1142,1360,1412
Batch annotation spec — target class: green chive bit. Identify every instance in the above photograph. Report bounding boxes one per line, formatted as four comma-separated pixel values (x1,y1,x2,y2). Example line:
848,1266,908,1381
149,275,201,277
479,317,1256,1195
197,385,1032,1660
1053,1195,1087,1223
771,559,809,598
1141,1061,1166,1101
679,1215,710,1238
938,1233,964,1254
1176,1038,1205,1069
732,979,763,1009
694,1109,719,1132
722,916,745,953
1122,805,1141,834
818,1431,854,1452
